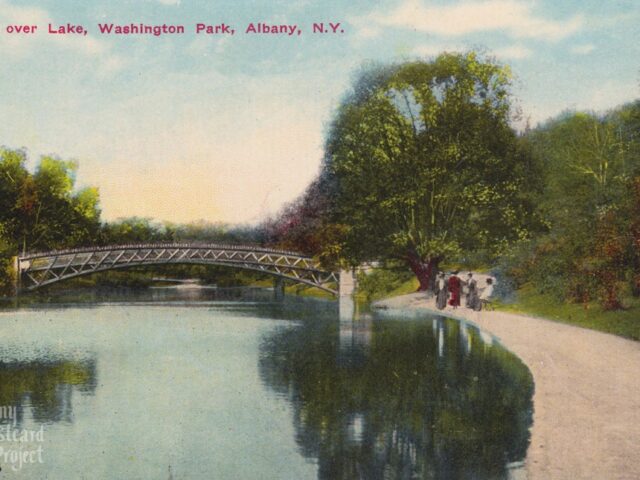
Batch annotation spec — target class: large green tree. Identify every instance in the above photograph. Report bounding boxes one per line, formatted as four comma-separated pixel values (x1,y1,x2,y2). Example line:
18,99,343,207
0,148,102,293
27,156,101,251
325,53,539,290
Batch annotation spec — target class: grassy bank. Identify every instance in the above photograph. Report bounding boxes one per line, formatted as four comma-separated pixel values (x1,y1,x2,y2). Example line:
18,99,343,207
355,269,419,302
359,269,640,341
496,285,640,341
284,283,336,300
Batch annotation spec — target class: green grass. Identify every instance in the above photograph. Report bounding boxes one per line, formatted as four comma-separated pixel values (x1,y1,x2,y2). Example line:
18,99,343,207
242,278,336,299
496,285,640,341
382,277,420,299
285,283,336,300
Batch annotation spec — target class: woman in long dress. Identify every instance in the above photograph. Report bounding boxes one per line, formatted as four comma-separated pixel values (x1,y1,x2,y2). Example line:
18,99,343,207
435,272,448,310
448,271,461,308
465,272,480,309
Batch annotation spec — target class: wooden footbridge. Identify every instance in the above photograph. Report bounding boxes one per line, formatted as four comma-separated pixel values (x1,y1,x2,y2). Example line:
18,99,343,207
15,243,340,295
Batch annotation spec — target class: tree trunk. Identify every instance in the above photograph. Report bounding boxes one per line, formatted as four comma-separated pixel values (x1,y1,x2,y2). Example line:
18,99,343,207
631,273,640,298
631,226,640,297
407,251,440,292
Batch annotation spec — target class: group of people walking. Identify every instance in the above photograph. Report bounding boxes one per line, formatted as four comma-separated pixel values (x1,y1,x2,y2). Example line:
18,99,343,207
435,271,493,311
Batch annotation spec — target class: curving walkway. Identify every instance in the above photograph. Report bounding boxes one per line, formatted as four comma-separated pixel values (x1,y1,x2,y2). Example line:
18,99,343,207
374,293,640,480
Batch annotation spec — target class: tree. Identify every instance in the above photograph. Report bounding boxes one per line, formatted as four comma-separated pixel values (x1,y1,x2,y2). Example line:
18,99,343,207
325,52,538,290
503,101,640,309
627,176,640,297
0,148,30,244
0,148,104,293
100,217,173,244
21,156,101,252
260,171,339,261
0,148,102,254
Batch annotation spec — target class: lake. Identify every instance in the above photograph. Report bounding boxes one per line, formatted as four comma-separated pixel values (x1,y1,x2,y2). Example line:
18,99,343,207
0,288,532,479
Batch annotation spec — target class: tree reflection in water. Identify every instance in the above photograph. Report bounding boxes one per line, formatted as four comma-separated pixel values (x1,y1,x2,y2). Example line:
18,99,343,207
259,314,533,480
0,358,97,426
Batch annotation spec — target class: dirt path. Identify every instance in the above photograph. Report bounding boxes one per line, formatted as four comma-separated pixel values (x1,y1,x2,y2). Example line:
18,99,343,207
374,293,640,480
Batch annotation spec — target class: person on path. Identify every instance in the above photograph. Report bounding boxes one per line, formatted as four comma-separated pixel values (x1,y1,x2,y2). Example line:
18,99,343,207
448,271,462,308
435,272,448,310
480,277,495,310
465,272,480,310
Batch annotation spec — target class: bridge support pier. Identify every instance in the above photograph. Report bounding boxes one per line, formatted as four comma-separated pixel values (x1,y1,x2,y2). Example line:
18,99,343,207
11,256,20,297
273,277,285,301
339,269,357,321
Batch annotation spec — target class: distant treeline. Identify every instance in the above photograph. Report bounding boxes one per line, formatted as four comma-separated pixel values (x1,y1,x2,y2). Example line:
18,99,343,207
0,152,264,294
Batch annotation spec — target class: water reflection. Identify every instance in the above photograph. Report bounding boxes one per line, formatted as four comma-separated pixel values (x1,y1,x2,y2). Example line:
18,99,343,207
0,290,532,479
259,313,533,480
5,286,281,308
0,358,96,426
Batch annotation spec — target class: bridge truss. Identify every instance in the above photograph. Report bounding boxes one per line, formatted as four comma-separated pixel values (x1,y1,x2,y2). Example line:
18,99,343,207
17,244,339,294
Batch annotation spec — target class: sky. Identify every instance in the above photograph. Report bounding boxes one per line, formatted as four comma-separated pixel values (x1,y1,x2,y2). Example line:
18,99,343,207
0,0,638,224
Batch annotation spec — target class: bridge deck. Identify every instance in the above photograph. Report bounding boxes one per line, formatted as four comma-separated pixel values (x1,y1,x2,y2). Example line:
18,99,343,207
18,243,338,294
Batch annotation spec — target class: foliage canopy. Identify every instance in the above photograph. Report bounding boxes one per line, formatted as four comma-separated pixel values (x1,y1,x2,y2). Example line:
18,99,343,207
324,52,539,288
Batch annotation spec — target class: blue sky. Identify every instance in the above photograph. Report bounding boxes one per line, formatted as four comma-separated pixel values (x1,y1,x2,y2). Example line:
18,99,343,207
0,0,638,223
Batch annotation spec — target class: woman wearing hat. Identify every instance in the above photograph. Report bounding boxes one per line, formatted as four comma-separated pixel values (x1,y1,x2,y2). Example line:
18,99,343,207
435,271,448,310
465,272,480,310
448,271,462,308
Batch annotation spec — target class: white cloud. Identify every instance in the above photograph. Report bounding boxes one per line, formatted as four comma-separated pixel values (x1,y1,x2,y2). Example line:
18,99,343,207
0,0,109,57
286,0,312,13
358,0,583,41
48,34,108,57
521,79,638,126
186,34,232,59
583,79,638,113
570,43,595,55
0,0,47,25
0,0,48,56
348,15,383,40
412,43,468,57
493,44,532,59
411,42,530,60
98,54,127,75
0,1,125,74
186,35,212,57
215,36,232,55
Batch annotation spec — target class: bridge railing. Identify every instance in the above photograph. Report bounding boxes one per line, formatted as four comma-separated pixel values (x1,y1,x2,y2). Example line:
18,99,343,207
19,242,308,261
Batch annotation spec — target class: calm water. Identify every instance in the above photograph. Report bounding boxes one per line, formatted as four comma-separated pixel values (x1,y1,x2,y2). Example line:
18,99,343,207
0,289,533,479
